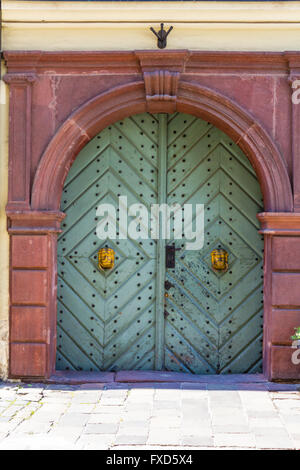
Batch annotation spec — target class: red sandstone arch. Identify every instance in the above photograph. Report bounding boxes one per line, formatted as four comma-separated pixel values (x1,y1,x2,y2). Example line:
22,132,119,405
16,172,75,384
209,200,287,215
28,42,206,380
32,80,293,212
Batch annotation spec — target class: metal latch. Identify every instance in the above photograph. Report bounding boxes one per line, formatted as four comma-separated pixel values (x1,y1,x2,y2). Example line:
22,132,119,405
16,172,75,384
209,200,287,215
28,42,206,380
166,245,180,269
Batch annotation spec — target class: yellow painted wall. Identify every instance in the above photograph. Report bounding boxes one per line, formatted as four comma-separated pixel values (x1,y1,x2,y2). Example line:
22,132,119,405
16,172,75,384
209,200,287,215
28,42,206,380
3,1,300,51
5,22,300,52
1,0,300,378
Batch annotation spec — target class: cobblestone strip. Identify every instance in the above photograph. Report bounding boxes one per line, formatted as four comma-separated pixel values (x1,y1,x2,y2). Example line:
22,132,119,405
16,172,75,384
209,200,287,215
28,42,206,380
76,384,129,449
270,390,300,450
241,386,298,449
0,384,46,447
0,380,299,449
209,386,255,449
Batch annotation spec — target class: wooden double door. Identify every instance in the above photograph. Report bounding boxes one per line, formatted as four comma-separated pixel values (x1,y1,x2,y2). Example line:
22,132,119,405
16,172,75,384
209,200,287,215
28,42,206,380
56,112,264,374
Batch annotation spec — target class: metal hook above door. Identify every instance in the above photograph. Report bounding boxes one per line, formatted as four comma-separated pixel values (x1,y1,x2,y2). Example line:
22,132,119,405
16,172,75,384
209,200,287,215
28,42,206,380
150,23,174,49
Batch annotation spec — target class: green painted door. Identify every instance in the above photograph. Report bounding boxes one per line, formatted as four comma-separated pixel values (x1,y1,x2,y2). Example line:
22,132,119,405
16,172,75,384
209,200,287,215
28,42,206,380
57,112,263,373
164,114,264,374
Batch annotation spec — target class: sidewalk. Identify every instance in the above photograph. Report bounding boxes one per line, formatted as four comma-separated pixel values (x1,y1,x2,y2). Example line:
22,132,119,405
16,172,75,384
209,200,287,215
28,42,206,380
0,373,299,450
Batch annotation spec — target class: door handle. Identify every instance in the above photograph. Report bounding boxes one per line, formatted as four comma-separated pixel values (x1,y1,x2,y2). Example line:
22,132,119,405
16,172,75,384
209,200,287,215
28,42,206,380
211,248,228,272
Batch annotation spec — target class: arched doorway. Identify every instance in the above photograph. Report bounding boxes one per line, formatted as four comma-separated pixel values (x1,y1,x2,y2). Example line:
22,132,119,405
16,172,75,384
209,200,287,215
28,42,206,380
56,112,264,374
5,51,300,381
7,60,294,381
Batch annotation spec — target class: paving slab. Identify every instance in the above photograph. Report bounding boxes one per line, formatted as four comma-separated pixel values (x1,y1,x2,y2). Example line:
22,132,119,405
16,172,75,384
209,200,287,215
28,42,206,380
68,403,95,413
115,434,148,446
0,416,12,423
212,424,250,434
214,433,256,448
181,436,214,447
118,426,149,436
84,423,119,434
93,404,125,414
150,416,181,428
272,399,300,411
255,435,295,450
248,418,284,429
57,412,90,427
147,429,181,446
48,424,83,441
88,413,122,424
13,420,52,434
77,433,115,449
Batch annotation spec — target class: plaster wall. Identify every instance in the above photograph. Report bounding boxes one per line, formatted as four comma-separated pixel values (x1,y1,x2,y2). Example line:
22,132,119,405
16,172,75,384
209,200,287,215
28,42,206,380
4,1,300,51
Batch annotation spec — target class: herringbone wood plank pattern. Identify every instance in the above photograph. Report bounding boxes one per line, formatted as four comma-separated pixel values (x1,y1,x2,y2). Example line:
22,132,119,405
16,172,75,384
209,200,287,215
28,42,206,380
165,113,263,374
57,114,159,371
57,112,263,373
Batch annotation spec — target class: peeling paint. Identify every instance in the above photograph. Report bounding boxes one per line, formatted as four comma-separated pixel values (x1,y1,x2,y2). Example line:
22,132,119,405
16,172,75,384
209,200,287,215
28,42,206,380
49,76,61,134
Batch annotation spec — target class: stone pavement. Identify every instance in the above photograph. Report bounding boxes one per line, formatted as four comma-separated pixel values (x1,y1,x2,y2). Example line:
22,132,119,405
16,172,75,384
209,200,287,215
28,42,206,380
0,374,299,450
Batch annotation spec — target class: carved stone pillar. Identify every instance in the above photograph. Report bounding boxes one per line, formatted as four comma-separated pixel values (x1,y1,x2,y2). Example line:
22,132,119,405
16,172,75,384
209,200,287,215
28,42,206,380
8,211,65,378
258,212,300,380
3,73,37,211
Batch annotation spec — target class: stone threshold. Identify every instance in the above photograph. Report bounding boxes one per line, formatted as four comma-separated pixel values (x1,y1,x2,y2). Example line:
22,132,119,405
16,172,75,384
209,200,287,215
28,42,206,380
33,370,270,385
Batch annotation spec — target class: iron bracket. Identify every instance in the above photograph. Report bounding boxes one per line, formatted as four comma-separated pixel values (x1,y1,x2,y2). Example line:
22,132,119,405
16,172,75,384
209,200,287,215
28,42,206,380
150,23,174,50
